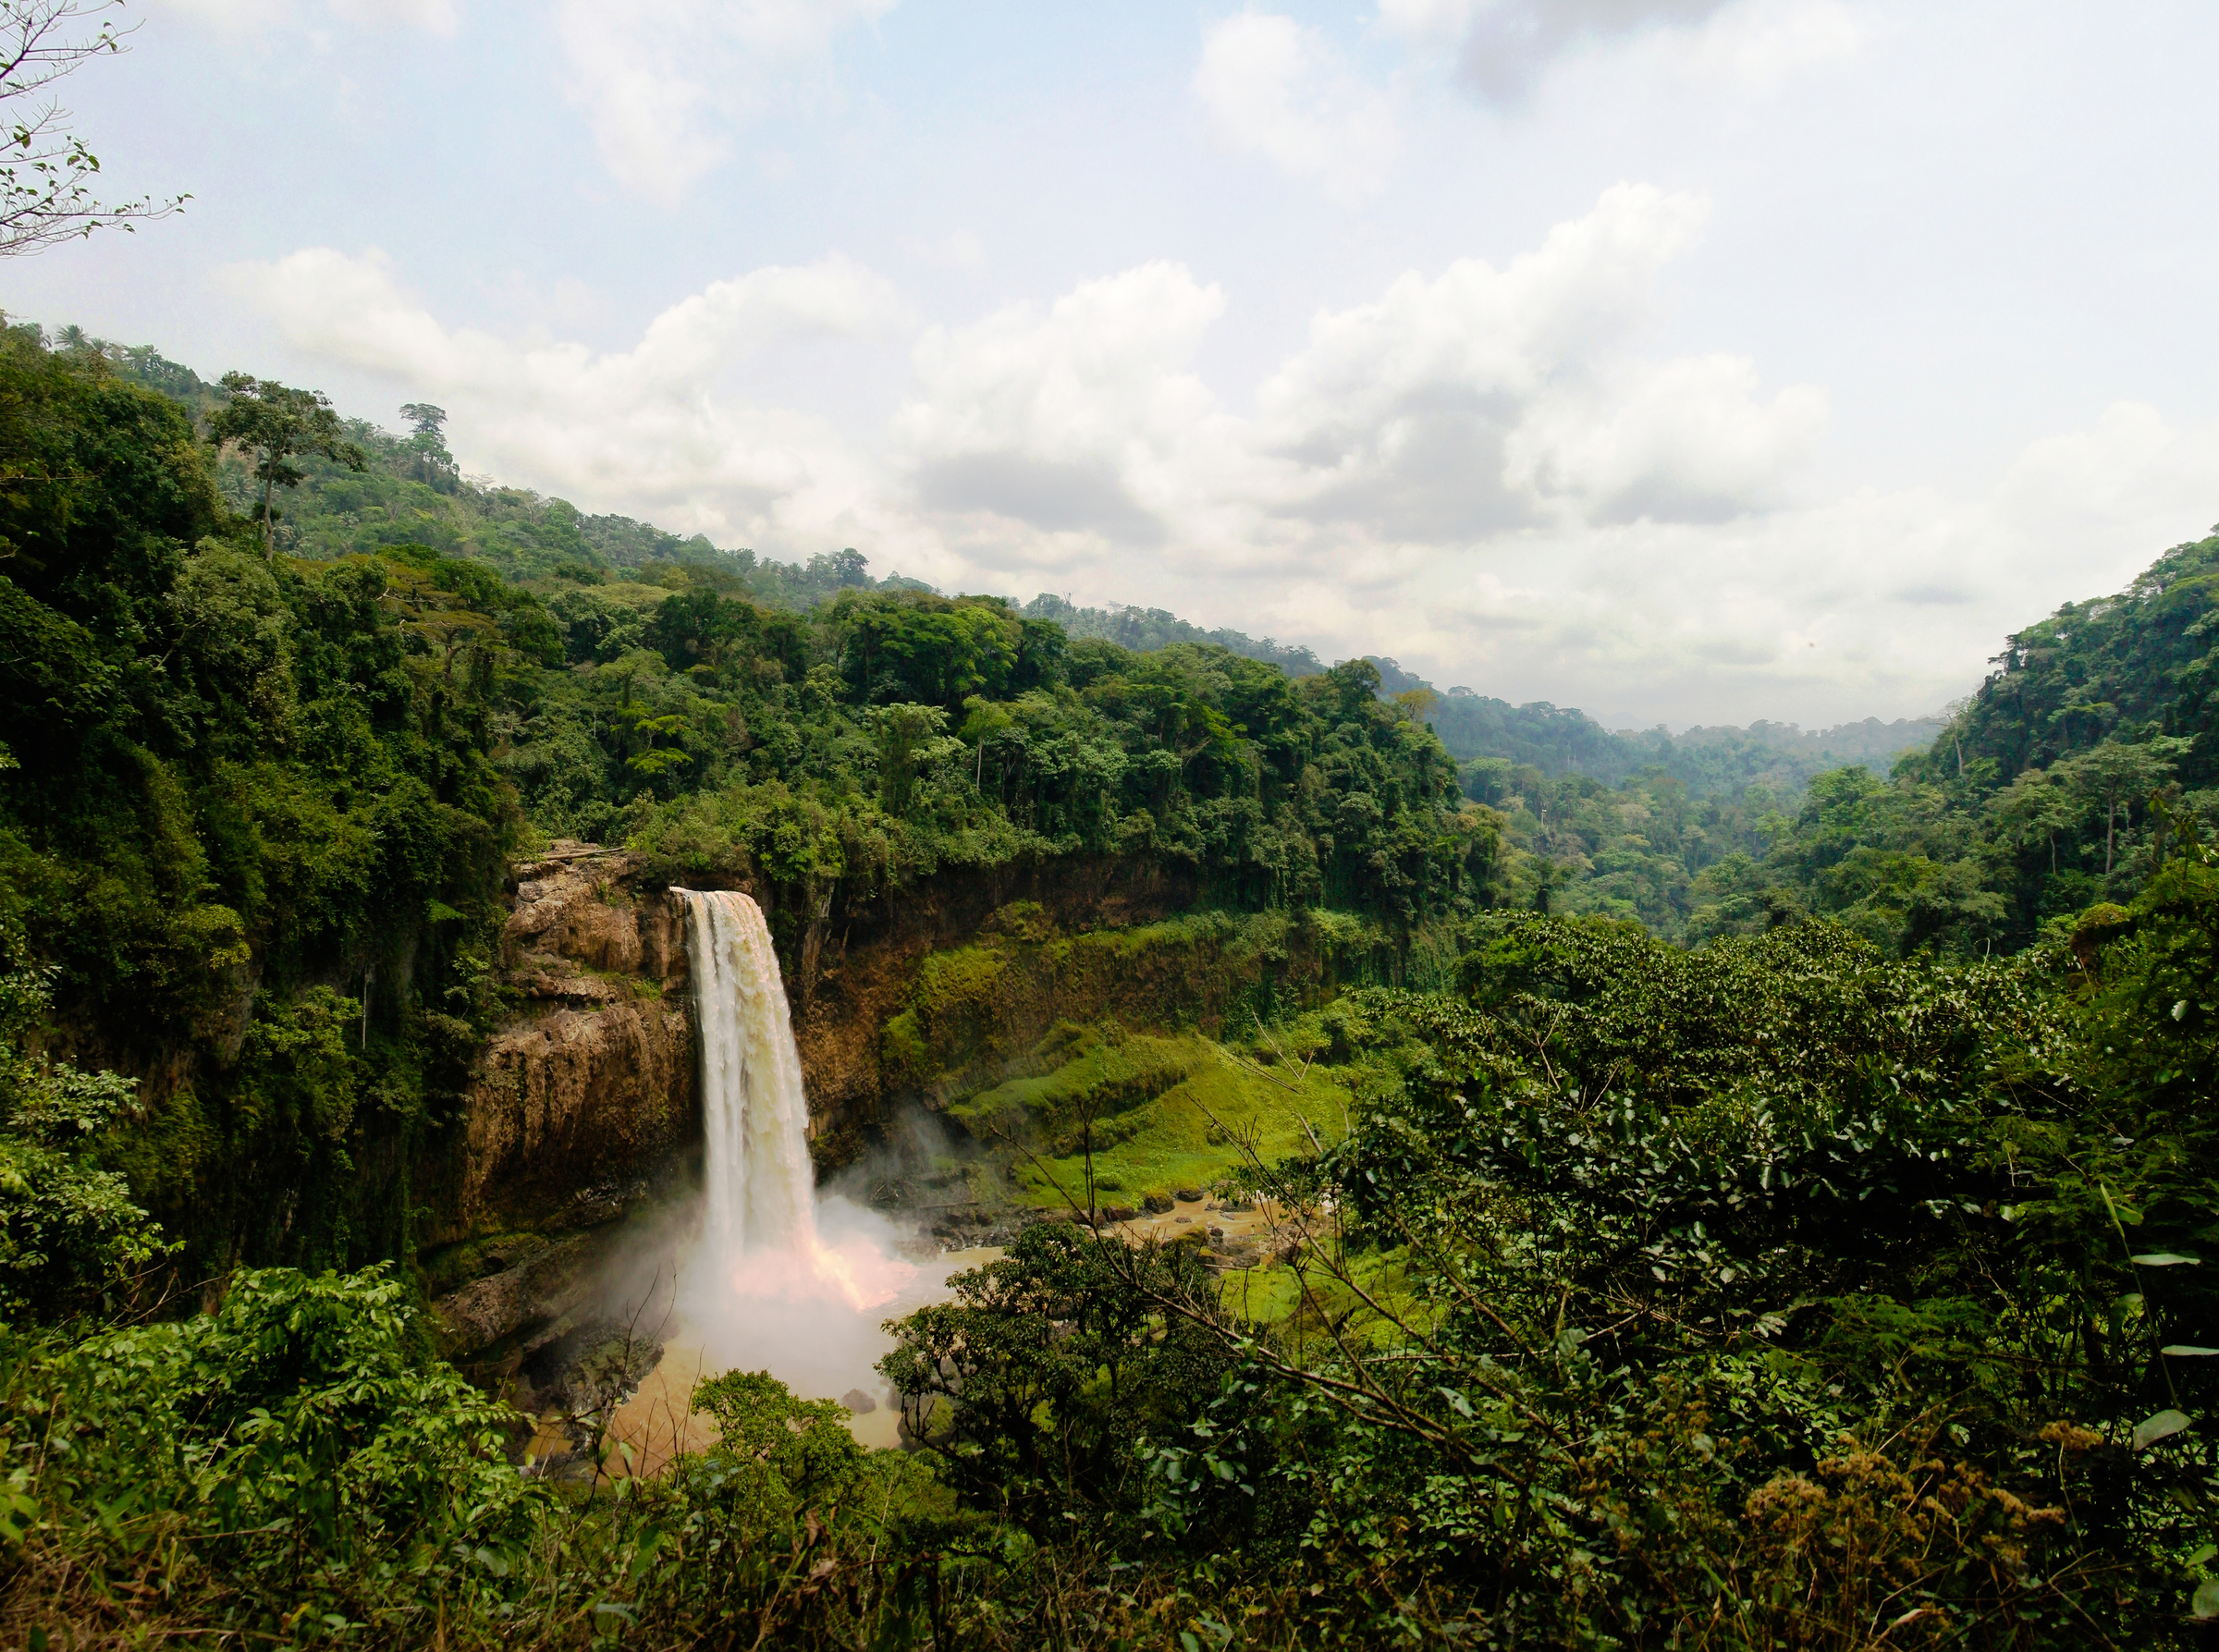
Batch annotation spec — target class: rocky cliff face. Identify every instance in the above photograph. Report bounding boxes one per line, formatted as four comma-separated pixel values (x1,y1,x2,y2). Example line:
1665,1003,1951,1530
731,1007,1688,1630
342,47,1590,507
419,847,699,1362
420,846,697,1254
783,855,1205,1163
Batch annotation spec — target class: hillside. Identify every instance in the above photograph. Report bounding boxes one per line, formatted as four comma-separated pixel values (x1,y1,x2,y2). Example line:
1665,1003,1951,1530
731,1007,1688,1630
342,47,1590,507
0,323,1494,1281
49,318,2219,962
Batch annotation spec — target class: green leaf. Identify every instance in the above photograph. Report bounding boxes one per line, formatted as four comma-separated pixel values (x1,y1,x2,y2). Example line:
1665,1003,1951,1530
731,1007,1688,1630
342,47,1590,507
2161,1346,2219,1357
2133,1409,2192,1450
2130,1254,2201,1267
2195,1580,2219,1621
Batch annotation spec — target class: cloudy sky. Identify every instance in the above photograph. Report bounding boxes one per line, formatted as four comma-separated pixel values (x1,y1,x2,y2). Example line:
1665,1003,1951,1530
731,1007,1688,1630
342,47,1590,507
13,0,2219,728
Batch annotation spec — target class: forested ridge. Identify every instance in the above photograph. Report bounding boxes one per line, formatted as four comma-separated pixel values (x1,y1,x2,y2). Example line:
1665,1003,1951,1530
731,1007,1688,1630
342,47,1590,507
7,327,2219,1648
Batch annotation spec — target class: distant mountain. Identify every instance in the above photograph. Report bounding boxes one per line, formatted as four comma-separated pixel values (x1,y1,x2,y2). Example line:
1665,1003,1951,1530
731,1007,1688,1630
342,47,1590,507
1361,655,1942,799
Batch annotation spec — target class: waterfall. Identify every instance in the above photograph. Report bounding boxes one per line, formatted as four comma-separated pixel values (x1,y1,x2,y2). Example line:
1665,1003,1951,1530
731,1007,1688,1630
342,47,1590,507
675,888,908,1310
677,889,818,1263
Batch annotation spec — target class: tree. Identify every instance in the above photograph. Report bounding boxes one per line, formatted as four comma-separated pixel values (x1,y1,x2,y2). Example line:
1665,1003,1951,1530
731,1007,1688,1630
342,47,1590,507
2053,736,2193,877
1988,762,2083,874
0,2,184,255
875,702,950,815
0,961,172,1317
398,400,453,467
204,373,365,559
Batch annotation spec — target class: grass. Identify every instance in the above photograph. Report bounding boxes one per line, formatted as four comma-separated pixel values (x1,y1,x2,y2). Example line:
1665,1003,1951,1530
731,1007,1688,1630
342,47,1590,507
950,1024,1348,1217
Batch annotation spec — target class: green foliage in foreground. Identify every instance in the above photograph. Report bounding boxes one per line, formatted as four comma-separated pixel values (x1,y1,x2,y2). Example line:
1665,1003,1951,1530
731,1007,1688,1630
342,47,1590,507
13,855,2219,1646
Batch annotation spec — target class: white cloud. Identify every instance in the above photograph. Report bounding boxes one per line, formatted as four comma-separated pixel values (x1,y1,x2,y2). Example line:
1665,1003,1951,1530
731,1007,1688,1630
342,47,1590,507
1252,183,1817,532
901,230,988,271
893,263,1244,549
1375,0,1488,43
1505,354,1828,521
329,0,455,32
553,0,897,208
221,246,910,547
1671,0,1860,88
1194,12,1402,205
881,185,1821,585
1378,0,1856,104
1996,403,2219,559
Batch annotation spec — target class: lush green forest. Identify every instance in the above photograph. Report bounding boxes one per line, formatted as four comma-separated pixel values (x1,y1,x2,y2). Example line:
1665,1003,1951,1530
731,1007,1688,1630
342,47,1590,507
9,323,2219,1647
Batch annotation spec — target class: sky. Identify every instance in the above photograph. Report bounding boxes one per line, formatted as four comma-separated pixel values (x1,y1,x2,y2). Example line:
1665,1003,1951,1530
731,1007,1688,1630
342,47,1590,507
10,0,2219,729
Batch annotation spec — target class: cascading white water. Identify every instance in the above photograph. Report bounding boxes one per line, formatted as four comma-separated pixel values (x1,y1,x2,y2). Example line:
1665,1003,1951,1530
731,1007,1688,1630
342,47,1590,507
678,888,819,1261
675,887,910,1311
578,889,979,1454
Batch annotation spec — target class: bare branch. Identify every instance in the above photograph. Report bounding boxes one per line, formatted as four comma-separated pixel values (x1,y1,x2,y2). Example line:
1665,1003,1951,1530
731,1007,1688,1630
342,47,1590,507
0,3,186,256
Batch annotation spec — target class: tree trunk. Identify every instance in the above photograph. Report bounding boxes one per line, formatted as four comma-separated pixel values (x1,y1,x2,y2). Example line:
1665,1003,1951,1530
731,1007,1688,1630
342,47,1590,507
2106,797,2116,876
259,463,276,563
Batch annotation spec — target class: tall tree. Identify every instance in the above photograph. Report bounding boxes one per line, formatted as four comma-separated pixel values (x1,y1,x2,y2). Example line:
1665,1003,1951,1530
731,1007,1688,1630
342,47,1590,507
399,400,451,463
204,373,366,559
2053,736,2194,877
0,2,184,255
1988,763,2082,875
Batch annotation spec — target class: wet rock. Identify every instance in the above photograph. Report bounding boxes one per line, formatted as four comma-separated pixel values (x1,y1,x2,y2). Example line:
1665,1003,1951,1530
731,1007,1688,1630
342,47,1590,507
1142,1191,1174,1214
429,996,693,1244
502,849,657,975
523,1317,665,1421
1102,1204,1138,1222
840,1388,878,1414
434,1232,598,1354
1175,1187,1204,1203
